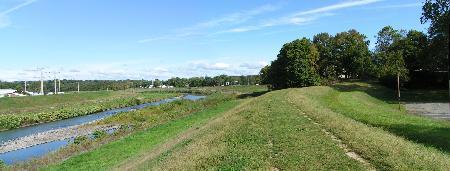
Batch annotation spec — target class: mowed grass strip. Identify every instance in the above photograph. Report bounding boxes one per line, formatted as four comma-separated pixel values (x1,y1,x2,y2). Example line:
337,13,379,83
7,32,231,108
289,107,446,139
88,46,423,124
318,82,450,153
138,90,366,170
41,99,241,171
288,87,450,170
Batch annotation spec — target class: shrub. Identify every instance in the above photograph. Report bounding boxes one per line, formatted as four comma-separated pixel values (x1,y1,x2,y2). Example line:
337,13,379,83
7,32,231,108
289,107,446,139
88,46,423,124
73,136,88,144
92,130,107,139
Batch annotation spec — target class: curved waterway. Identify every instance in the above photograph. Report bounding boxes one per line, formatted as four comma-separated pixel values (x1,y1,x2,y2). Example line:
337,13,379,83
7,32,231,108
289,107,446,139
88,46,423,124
0,94,205,165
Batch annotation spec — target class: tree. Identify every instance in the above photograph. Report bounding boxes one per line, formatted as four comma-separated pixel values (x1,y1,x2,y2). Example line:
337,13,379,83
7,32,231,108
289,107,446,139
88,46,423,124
421,0,449,72
153,79,161,87
268,38,321,89
259,65,271,85
333,29,372,78
421,0,449,39
400,30,429,71
313,33,337,79
374,26,410,87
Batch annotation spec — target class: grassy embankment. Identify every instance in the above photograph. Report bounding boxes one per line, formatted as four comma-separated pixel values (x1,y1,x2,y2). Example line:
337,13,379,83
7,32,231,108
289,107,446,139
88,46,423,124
10,86,264,170
0,91,178,130
8,83,450,170
131,83,450,170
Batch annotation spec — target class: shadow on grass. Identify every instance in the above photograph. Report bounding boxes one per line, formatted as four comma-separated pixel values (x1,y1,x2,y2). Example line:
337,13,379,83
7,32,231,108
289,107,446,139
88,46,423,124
331,82,448,103
385,123,450,153
330,81,450,153
237,91,269,99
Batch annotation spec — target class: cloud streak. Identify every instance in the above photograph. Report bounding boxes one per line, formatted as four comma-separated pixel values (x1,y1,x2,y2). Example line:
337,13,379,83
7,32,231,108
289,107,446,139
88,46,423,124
0,0,37,28
138,3,282,43
216,0,382,34
371,2,422,9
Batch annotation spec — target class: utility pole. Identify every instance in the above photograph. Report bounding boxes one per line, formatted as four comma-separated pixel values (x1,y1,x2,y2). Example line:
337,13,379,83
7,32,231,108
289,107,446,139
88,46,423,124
397,72,401,110
54,79,57,94
40,70,44,95
24,81,27,92
77,82,80,93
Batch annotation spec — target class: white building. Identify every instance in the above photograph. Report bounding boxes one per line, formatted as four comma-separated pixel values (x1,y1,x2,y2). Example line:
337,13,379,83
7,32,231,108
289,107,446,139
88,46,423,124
0,89,16,98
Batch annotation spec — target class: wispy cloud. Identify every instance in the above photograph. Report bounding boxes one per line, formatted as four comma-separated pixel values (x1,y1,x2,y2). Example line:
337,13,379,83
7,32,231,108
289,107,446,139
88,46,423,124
0,0,37,28
138,3,282,43
371,2,422,9
139,0,383,41
291,0,382,16
222,0,381,34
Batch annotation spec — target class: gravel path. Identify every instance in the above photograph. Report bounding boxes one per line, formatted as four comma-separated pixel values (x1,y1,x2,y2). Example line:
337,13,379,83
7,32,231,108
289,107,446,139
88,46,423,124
0,124,118,154
405,103,450,120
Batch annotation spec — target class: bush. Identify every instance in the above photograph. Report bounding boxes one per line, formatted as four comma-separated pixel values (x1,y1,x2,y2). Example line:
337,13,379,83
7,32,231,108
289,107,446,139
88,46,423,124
92,130,107,139
0,160,6,168
73,136,88,144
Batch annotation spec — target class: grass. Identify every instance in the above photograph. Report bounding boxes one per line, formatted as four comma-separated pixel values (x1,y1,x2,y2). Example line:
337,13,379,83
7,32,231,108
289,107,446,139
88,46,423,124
321,82,450,153
0,91,117,114
0,91,178,130
135,90,366,170
7,83,450,170
40,96,240,171
290,84,450,170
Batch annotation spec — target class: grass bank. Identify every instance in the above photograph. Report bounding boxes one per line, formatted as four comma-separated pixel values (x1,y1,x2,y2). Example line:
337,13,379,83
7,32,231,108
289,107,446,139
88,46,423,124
131,90,367,170
41,97,240,170
0,92,177,130
319,82,450,153
289,84,450,170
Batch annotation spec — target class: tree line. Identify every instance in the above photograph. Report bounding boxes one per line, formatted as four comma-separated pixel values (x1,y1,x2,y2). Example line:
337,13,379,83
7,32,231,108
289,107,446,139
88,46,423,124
0,75,261,93
260,0,448,89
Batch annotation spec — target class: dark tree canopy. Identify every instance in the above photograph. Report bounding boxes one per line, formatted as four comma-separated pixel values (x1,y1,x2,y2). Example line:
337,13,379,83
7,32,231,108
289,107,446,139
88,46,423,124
268,38,321,89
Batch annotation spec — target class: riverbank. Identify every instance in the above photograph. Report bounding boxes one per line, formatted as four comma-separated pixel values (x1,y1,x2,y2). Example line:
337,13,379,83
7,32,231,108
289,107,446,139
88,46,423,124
0,124,118,154
0,92,177,130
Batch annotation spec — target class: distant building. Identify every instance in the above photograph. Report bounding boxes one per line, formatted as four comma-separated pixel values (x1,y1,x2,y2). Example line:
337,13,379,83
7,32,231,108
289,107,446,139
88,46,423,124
0,89,17,98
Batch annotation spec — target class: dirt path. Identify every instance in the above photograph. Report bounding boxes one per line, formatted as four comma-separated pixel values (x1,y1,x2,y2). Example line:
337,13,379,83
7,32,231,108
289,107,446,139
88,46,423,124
113,99,252,171
405,103,450,120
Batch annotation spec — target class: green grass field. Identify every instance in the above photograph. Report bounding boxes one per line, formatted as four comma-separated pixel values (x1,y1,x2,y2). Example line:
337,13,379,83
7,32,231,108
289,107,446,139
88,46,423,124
5,83,450,170
0,91,178,130
0,91,118,114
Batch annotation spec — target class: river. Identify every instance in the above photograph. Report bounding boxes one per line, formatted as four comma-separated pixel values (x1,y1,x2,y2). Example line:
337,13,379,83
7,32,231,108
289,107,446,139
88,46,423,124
0,94,205,165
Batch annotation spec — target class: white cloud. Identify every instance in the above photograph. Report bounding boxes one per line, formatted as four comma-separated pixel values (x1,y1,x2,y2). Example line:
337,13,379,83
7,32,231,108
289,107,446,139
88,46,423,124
371,3,422,9
138,3,281,43
0,0,37,28
191,62,231,70
292,0,382,17
240,61,268,70
0,60,270,81
220,0,381,34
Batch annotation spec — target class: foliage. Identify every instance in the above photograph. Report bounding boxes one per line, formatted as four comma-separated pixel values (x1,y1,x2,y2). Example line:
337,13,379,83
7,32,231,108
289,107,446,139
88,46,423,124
92,130,107,139
333,29,372,79
313,32,337,79
73,136,88,144
258,65,271,85
267,38,321,89
421,0,449,72
0,160,5,168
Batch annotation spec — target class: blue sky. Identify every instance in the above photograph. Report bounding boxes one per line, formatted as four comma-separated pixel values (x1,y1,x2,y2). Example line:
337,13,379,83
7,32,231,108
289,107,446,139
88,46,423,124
0,0,427,81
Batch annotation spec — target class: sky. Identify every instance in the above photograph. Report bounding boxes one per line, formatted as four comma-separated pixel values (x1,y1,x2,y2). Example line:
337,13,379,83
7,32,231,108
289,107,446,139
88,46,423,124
0,0,428,81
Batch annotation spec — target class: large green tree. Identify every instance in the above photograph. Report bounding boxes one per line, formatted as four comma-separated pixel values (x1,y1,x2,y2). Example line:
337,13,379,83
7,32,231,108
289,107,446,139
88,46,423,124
374,26,409,82
421,0,449,71
268,38,321,89
333,29,372,78
313,33,337,79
